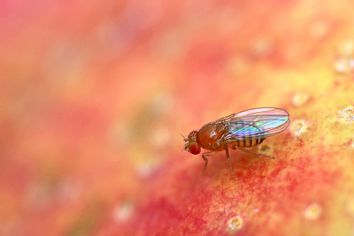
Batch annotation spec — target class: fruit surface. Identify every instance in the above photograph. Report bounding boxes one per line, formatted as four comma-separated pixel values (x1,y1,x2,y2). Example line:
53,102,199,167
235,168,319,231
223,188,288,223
0,1,353,235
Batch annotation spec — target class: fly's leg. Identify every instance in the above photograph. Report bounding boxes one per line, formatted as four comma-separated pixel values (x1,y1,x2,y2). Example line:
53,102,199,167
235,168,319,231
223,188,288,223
202,152,214,170
225,145,230,161
237,147,275,159
202,154,208,170
225,145,233,169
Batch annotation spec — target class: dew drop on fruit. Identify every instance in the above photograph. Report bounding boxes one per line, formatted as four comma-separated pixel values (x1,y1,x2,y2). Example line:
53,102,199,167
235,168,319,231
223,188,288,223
227,215,243,233
304,202,322,220
290,119,309,138
113,201,134,222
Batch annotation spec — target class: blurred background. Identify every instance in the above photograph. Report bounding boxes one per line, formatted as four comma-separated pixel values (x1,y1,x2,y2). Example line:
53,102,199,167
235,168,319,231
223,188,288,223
1,0,353,235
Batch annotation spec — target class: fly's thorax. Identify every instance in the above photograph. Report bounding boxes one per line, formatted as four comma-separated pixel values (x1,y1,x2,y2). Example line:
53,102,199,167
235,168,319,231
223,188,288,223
196,122,228,150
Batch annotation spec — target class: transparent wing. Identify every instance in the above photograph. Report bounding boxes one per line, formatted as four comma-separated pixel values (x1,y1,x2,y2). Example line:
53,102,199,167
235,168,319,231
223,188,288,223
223,107,290,141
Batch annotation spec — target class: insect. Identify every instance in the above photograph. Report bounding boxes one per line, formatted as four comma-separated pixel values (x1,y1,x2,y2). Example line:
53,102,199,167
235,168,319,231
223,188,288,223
183,107,290,168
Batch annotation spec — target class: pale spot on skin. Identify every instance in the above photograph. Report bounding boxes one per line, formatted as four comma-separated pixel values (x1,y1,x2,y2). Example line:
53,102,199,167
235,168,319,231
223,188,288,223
309,20,329,39
250,38,273,58
304,203,322,220
335,41,354,74
337,105,354,124
338,41,354,56
150,127,171,148
136,160,159,178
227,215,243,234
292,92,310,107
228,57,250,74
113,201,134,222
334,57,354,74
290,119,310,138
345,199,354,217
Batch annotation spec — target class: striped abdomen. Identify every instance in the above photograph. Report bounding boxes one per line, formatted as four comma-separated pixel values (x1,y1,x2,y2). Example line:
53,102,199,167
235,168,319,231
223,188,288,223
232,136,265,148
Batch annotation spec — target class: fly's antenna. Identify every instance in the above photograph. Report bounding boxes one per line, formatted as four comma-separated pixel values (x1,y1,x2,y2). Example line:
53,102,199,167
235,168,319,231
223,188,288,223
180,133,188,141
181,133,189,151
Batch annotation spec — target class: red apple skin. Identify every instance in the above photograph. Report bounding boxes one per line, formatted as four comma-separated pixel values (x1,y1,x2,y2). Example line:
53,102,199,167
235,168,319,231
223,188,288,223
1,0,354,236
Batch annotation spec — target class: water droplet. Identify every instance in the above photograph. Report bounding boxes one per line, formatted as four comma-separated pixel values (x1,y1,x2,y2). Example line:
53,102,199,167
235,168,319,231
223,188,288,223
292,92,310,107
227,215,243,233
113,201,134,222
304,203,322,220
290,119,309,138
337,105,354,124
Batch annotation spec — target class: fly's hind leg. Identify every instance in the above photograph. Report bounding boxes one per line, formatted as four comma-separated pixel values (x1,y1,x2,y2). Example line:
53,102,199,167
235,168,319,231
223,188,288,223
225,145,230,161
225,145,233,169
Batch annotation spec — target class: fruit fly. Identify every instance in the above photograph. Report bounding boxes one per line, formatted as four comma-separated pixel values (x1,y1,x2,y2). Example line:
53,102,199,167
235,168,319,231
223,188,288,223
183,107,290,168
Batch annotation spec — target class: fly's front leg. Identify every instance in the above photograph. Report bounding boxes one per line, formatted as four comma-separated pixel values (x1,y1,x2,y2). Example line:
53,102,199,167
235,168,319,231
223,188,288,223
202,154,208,170
202,152,214,170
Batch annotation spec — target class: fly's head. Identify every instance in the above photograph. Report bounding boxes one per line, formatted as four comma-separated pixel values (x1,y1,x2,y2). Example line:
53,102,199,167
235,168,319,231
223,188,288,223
183,130,201,155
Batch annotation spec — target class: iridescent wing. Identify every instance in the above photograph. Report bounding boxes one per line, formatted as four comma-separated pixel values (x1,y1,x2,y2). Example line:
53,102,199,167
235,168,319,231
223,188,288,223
223,107,290,141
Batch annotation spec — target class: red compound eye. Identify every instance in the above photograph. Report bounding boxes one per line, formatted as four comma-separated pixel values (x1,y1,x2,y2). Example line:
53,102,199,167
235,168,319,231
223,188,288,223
188,143,201,155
